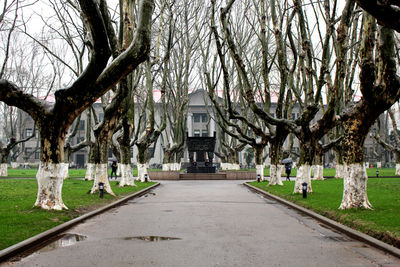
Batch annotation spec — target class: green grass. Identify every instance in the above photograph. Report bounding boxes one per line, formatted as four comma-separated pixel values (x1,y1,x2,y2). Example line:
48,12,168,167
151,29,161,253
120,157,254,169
0,179,156,250
248,178,400,247
260,167,397,177
5,168,165,178
6,167,397,178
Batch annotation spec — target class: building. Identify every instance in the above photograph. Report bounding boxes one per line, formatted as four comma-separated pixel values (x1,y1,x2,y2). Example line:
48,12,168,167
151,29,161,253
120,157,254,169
17,90,390,168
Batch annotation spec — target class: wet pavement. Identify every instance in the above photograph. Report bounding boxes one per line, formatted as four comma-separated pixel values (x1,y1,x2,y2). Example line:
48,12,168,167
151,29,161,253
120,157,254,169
5,180,400,266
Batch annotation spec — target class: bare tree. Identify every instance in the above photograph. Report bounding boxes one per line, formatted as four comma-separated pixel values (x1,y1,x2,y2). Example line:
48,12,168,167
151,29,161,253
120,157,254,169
373,107,400,175
0,0,155,210
355,1,400,33
338,12,400,209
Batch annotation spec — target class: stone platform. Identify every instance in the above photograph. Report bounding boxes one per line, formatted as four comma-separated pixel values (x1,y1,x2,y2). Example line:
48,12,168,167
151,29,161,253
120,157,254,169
148,171,256,180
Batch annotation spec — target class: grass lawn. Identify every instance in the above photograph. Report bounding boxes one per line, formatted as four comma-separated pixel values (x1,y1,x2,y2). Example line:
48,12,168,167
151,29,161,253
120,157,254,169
248,178,400,248
0,179,156,250
261,168,397,177
5,168,165,178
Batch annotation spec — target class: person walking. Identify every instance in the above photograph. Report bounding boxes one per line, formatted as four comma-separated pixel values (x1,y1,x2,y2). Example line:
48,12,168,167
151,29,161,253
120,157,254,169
285,163,292,181
110,161,118,180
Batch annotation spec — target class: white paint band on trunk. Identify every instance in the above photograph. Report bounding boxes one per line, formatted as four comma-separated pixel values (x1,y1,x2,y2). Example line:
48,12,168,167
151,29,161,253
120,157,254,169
0,163,8,177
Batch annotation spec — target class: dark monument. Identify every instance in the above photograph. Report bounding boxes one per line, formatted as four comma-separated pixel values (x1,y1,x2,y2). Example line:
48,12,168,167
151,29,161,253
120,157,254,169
187,132,216,173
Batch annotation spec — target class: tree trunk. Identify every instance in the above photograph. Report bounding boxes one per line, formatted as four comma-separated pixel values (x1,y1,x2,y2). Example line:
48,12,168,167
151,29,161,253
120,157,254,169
293,164,312,193
0,163,7,176
136,144,150,182
269,137,285,185
339,163,372,209
394,152,400,175
312,165,324,180
340,114,373,209
85,144,96,180
254,146,265,181
35,162,68,210
119,143,135,187
312,150,324,180
269,164,283,185
34,128,68,210
334,146,344,178
294,141,314,193
90,138,115,196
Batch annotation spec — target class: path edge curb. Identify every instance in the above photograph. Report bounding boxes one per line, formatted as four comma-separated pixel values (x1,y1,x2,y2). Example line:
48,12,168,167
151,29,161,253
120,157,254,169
244,183,400,259
0,182,160,263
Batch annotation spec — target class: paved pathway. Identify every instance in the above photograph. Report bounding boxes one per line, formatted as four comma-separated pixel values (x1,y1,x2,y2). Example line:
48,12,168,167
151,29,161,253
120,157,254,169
8,181,400,266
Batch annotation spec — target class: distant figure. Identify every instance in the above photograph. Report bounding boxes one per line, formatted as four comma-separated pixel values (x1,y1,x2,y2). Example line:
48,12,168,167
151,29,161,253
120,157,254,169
110,161,118,179
285,163,292,181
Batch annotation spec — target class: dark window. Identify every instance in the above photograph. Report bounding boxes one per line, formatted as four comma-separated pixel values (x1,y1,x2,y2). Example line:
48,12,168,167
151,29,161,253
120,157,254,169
108,148,113,158
292,113,296,119
26,128,33,138
193,114,201,123
25,147,32,155
201,114,208,122
194,130,200,137
35,151,40,159
130,147,134,157
202,129,208,137
78,120,85,130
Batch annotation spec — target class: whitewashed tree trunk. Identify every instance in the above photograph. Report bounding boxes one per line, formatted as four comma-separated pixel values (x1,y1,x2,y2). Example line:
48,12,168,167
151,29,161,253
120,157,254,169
335,164,344,179
339,163,372,209
35,162,68,210
85,163,95,181
312,165,324,180
293,164,312,193
376,162,381,168
61,163,69,179
11,162,19,168
256,164,264,181
137,163,150,182
396,163,400,175
0,164,7,176
220,163,240,170
119,163,136,187
172,163,181,171
117,163,121,176
90,163,115,196
269,164,283,185
162,163,172,171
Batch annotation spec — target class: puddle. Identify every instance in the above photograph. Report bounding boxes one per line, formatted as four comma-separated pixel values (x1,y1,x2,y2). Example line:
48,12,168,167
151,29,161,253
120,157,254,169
7,233,87,262
123,236,181,242
37,233,87,252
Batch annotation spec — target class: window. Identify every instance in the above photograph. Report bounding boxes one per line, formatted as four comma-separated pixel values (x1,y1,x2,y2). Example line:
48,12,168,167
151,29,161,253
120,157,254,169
35,151,40,159
193,113,208,123
25,147,32,155
201,114,208,122
76,137,85,144
130,147,134,157
194,130,200,137
78,120,85,130
26,128,33,138
193,114,201,123
202,129,208,137
292,113,296,119
108,148,113,158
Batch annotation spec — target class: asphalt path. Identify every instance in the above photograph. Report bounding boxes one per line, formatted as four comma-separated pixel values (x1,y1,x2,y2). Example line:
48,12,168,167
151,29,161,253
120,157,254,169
7,180,400,266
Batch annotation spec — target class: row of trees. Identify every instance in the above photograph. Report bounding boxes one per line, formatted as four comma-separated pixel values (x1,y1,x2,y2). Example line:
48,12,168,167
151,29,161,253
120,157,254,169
0,0,399,210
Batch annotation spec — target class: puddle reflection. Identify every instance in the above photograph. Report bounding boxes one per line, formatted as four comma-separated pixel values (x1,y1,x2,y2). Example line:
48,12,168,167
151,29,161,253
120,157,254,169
124,236,181,242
